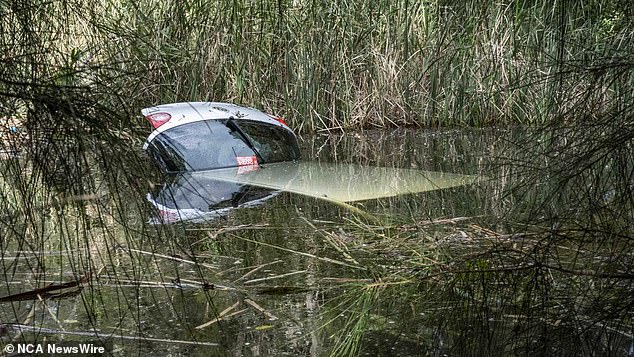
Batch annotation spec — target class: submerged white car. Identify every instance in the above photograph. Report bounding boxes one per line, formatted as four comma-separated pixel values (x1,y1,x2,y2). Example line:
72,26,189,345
142,102,301,172
142,102,300,223
141,102,480,224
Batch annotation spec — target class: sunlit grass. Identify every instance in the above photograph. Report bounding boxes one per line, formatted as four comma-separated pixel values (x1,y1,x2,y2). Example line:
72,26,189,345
3,0,628,131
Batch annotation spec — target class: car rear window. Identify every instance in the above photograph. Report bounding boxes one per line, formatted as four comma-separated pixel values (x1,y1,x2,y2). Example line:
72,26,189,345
146,119,300,172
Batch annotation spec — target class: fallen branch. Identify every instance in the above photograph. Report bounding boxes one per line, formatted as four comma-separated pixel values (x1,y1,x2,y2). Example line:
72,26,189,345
122,247,217,270
0,276,88,302
243,270,307,284
231,260,283,282
244,298,278,321
7,324,219,346
195,301,246,329
190,224,270,244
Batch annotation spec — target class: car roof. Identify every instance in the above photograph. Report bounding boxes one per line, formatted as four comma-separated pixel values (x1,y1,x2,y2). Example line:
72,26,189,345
142,102,287,149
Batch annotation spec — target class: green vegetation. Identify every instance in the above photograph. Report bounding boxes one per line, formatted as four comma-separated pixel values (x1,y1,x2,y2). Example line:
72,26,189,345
1,0,633,356
2,0,632,131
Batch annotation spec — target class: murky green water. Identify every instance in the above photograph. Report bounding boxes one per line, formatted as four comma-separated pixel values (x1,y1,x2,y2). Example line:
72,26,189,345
1,128,632,356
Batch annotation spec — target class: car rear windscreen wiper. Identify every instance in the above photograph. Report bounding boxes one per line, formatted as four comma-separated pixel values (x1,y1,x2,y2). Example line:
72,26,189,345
225,117,266,164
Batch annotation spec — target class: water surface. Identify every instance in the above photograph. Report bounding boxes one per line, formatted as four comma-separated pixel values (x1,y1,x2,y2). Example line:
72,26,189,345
1,128,631,356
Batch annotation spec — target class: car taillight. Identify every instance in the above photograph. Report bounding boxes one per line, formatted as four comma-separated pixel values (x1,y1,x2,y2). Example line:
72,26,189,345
275,117,288,126
145,112,172,129
266,113,288,126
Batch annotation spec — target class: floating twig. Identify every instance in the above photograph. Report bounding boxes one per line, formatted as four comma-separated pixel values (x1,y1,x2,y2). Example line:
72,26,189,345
8,324,219,346
123,247,217,270
190,224,270,244
195,301,244,329
231,260,283,282
243,270,308,284
0,276,88,302
418,216,480,226
37,295,66,332
319,277,374,283
244,298,278,321
95,278,234,291
224,233,366,270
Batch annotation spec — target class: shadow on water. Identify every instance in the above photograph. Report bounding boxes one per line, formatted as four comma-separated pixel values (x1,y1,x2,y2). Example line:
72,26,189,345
1,127,633,356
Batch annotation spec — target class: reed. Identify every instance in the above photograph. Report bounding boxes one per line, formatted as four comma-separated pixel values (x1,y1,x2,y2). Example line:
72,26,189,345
1,0,633,355
3,0,630,132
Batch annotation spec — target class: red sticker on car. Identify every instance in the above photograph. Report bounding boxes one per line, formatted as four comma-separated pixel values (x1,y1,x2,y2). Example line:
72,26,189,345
236,156,258,174
236,156,258,166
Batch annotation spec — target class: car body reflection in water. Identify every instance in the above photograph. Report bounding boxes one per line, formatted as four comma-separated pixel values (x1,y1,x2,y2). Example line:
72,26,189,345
147,173,280,224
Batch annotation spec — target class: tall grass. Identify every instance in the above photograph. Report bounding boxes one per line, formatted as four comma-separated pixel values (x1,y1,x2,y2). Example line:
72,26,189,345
1,0,634,356
3,0,629,132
